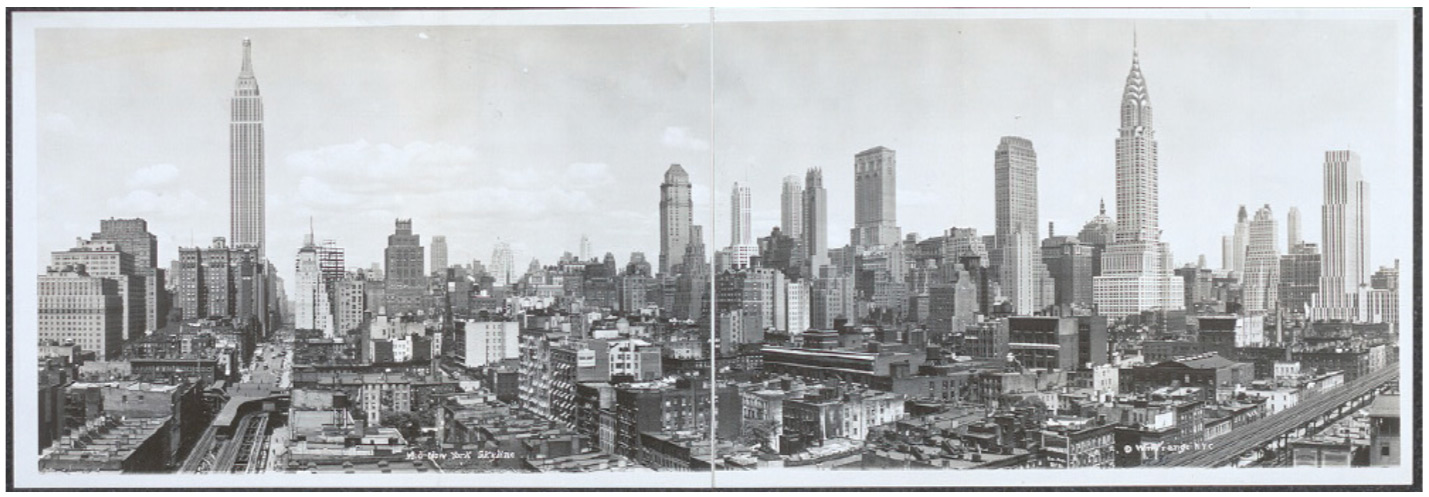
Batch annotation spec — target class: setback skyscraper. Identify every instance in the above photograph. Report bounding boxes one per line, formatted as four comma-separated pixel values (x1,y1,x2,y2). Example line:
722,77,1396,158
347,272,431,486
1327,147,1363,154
659,164,693,276
995,136,1042,314
1309,150,1370,321
1242,205,1280,314
91,218,164,334
1092,46,1184,318
230,39,265,259
728,183,757,269
1232,205,1250,278
851,146,901,248
781,175,805,242
430,235,448,275
383,219,425,315
1286,206,1303,251
803,168,828,273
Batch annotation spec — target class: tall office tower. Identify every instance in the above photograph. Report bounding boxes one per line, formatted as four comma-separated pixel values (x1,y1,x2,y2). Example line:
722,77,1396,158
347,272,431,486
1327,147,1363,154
659,164,694,276
851,146,901,248
579,234,592,262
430,235,448,275
730,183,752,246
1310,150,1370,321
91,218,162,333
38,265,123,360
1279,242,1321,316
674,225,708,321
1221,235,1235,271
50,239,144,341
1286,206,1303,251
1078,200,1116,277
295,233,334,336
1232,206,1250,278
802,168,829,273
200,238,234,319
1242,205,1280,314
995,136,1042,314
781,176,805,242
1092,47,1185,318
383,219,425,316
177,247,205,319
491,240,515,287
230,39,265,259
1042,235,1095,308
728,183,757,268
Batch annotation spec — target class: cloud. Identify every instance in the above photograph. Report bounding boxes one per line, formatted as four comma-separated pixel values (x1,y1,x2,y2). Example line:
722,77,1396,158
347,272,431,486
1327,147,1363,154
108,188,208,218
278,141,626,243
662,126,709,151
126,163,180,188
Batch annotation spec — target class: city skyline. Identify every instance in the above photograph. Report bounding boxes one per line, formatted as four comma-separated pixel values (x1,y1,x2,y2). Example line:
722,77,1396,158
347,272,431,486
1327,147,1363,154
35,17,1413,302
14,9,1415,487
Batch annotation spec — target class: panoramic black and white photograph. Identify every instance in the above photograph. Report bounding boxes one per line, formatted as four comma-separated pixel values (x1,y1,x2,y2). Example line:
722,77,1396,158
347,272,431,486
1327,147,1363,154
8,7,1417,490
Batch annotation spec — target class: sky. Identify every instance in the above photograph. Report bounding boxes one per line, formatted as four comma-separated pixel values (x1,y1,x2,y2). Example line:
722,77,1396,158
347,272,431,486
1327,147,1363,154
34,22,714,287
29,10,1414,299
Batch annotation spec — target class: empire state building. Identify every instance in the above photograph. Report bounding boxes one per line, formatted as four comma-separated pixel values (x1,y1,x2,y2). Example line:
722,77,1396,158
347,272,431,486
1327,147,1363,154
1092,45,1185,318
230,38,265,259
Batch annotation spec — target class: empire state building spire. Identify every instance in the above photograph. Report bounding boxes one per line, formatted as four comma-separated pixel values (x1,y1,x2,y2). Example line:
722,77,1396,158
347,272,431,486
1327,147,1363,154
230,38,265,259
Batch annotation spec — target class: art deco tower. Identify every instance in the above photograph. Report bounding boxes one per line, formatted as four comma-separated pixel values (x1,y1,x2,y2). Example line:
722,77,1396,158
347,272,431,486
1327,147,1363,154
781,176,805,242
1309,150,1370,321
1093,45,1185,317
802,168,829,273
851,146,901,248
660,164,694,276
995,136,1041,314
230,39,265,259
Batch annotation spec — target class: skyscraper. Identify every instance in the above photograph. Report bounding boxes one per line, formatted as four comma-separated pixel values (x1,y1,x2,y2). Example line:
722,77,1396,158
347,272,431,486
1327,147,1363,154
1279,242,1320,316
781,176,804,242
851,146,901,248
1221,235,1235,271
1310,150,1370,321
995,136,1042,314
430,235,448,275
728,183,757,269
383,219,424,315
802,168,828,273
580,234,592,261
91,218,163,333
1092,46,1184,318
295,232,334,336
491,240,515,287
1286,206,1303,251
1242,205,1280,314
1232,205,1250,278
230,39,265,259
730,183,752,247
659,164,693,276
